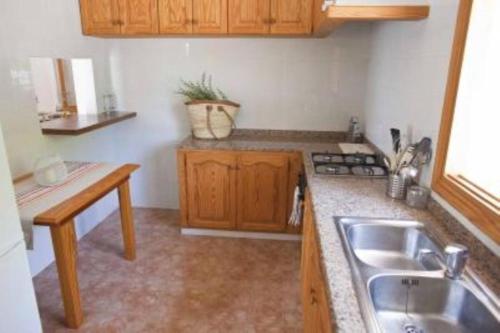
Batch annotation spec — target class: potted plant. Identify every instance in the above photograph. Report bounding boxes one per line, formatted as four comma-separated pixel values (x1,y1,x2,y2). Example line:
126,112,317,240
177,74,240,139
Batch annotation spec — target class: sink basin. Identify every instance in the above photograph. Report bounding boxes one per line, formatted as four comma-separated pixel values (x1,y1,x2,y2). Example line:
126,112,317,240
347,224,442,271
335,217,500,333
369,275,500,333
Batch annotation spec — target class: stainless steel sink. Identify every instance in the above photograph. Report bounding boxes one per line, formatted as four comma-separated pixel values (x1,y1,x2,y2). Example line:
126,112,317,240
336,217,500,333
370,275,500,333
347,222,442,271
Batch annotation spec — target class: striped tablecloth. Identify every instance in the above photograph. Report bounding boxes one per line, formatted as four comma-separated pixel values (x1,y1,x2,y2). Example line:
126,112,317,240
15,162,121,249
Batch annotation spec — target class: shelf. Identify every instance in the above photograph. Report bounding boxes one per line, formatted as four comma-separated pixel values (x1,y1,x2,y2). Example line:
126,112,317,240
40,111,137,136
314,5,430,36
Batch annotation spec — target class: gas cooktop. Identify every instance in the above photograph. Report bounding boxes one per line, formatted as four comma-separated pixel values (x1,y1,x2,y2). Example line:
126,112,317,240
312,153,388,177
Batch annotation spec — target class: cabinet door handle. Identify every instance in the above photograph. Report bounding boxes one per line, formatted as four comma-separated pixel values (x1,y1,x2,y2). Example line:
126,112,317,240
192,19,198,25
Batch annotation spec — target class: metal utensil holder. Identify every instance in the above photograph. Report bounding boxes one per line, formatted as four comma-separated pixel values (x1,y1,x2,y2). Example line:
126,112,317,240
387,174,411,199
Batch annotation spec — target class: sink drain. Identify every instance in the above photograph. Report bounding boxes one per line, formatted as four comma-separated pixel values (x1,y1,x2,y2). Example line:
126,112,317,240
404,324,423,333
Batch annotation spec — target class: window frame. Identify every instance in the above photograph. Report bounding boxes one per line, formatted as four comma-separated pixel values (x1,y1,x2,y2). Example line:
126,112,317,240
432,0,500,243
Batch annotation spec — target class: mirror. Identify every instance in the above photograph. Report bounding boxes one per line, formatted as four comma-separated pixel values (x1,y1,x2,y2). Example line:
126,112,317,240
29,58,101,123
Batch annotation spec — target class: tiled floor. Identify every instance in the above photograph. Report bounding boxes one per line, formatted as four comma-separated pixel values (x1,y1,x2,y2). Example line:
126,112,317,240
34,209,303,332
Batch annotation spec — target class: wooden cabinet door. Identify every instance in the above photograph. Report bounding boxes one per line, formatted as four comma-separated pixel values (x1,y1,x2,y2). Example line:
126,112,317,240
236,152,289,232
302,191,334,333
270,0,312,35
193,0,228,34
118,0,159,34
228,0,270,34
186,151,237,229
80,0,121,35
159,0,193,34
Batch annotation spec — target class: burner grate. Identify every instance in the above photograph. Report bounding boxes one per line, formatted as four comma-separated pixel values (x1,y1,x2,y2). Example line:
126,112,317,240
312,153,388,178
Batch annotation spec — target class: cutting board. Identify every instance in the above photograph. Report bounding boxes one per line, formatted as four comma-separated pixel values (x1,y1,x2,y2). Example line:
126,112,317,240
339,143,375,155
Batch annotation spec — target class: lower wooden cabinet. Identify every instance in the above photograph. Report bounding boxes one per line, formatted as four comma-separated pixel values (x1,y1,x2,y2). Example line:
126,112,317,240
178,149,302,233
184,151,237,229
301,190,334,332
236,152,289,232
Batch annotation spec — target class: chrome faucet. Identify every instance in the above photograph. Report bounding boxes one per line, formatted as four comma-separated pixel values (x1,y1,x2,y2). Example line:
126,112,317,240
444,244,469,279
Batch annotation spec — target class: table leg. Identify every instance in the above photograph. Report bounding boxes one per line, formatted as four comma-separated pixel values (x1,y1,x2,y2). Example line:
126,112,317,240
118,180,136,261
50,220,83,328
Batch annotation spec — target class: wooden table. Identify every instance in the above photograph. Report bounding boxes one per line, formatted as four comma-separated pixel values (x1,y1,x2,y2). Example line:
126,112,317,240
33,164,139,328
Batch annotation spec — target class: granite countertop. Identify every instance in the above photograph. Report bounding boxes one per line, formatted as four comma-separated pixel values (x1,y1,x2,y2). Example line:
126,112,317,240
179,129,500,333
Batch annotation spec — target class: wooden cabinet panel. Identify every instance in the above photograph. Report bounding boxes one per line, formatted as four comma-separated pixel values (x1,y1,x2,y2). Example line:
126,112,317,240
193,0,228,34
302,190,334,332
80,0,121,35
159,0,193,34
228,0,270,34
118,0,159,34
185,151,237,229
236,152,289,232
270,0,313,35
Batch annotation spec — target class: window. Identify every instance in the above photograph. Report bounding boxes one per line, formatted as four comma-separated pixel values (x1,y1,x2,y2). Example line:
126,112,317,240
30,57,98,123
433,0,499,243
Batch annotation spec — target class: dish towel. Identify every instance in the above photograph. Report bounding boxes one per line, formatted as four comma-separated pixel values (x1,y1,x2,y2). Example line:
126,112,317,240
288,185,304,227
15,161,120,249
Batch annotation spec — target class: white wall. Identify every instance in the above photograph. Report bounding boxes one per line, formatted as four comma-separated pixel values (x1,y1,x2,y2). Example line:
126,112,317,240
0,0,372,275
0,0,122,276
361,0,499,253
107,25,372,208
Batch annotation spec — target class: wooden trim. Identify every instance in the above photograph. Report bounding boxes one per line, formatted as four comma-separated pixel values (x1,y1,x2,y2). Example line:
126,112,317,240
313,4,429,36
56,59,77,112
432,0,500,244
40,112,137,136
452,175,499,208
34,164,140,226
177,150,189,227
327,5,430,21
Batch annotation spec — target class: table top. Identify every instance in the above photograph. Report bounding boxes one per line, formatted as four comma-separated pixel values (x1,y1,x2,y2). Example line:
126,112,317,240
16,164,139,227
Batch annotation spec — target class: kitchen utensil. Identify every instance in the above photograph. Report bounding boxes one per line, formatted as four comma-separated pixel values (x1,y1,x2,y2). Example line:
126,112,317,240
400,165,419,180
409,137,432,166
387,174,412,199
383,156,393,172
390,128,401,156
395,144,416,173
406,186,430,209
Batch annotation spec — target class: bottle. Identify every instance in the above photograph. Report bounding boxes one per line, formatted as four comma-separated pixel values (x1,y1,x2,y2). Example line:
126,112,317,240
347,116,363,143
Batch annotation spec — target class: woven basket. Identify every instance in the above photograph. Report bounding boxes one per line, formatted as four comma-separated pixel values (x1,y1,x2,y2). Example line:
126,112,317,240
186,100,240,139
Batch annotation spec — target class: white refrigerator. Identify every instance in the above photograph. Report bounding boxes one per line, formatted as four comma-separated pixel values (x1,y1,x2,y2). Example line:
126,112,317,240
0,124,42,332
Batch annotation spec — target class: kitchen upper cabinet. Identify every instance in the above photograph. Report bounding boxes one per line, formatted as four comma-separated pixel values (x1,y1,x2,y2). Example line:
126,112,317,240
80,0,121,35
271,0,313,35
185,151,237,229
236,152,289,232
80,0,314,36
228,0,270,34
118,0,159,34
159,0,193,33
193,0,228,34
80,0,158,35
